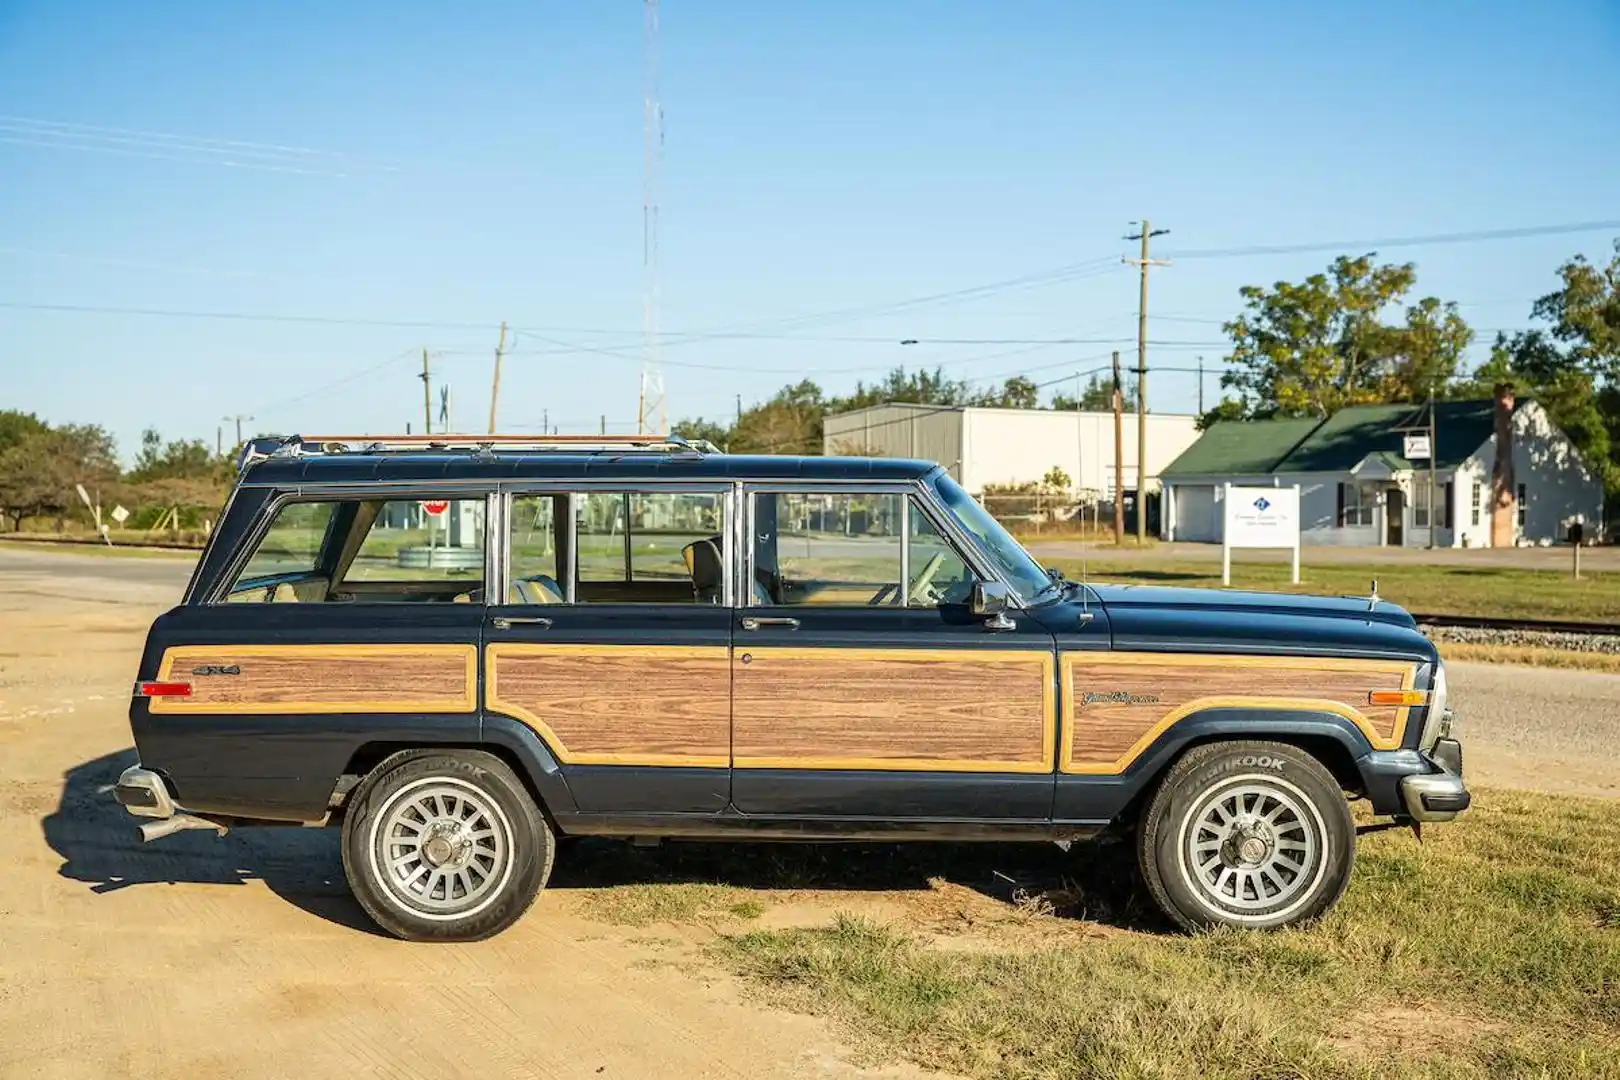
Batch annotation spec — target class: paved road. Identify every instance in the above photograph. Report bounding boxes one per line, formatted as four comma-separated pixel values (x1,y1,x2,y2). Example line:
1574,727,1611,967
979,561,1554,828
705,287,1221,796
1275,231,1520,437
0,544,196,589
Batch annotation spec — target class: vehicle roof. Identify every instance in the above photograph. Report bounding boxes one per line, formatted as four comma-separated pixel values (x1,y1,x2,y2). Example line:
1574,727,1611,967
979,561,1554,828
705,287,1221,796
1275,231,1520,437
241,451,942,487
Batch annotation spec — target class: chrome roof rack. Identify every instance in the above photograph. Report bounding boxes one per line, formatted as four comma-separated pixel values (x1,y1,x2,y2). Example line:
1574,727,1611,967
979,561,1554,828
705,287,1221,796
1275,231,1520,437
236,432,719,474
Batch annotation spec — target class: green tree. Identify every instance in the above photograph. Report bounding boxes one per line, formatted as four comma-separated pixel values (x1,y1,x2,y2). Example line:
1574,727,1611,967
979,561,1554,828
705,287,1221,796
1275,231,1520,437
1534,239,1620,379
126,427,223,484
1195,397,1252,431
829,367,968,413
969,375,1039,409
1221,254,1473,416
731,380,827,454
670,417,731,449
0,423,119,530
0,410,48,452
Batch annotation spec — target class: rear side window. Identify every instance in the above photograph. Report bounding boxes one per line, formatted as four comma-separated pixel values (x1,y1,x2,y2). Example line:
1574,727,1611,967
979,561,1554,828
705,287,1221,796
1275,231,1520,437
235,501,335,582
222,496,486,604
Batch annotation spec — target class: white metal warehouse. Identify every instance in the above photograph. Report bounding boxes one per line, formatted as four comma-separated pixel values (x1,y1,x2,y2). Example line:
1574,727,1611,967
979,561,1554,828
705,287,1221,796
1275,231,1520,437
822,403,1201,497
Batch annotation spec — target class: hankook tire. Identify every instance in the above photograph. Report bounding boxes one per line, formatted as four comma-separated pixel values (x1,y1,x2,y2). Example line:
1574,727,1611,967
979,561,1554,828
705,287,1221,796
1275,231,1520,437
341,751,553,942
1138,740,1354,931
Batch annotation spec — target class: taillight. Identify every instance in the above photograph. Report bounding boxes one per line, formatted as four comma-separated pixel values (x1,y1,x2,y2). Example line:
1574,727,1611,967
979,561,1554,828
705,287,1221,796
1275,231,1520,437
135,680,193,698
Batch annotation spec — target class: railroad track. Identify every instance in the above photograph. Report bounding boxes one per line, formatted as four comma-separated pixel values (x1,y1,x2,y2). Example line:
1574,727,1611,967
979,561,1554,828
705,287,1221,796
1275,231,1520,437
1413,613,1620,637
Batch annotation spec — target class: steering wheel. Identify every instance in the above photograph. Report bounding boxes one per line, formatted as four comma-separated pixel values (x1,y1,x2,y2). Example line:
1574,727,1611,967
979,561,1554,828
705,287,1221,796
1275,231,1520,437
909,552,946,605
865,552,947,607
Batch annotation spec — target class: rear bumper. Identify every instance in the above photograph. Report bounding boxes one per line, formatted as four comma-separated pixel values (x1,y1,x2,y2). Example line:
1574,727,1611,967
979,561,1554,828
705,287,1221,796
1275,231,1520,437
1398,738,1470,822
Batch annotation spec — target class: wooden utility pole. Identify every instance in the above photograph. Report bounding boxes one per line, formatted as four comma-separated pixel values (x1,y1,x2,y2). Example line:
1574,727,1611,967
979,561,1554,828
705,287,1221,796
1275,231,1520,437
488,321,508,434
1427,389,1439,549
420,349,433,436
1124,220,1169,542
1111,351,1125,545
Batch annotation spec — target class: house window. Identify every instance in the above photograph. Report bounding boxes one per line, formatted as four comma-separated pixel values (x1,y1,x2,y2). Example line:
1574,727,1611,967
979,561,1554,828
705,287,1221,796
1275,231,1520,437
1413,482,1450,530
1470,482,1481,527
1338,483,1374,527
1517,483,1527,528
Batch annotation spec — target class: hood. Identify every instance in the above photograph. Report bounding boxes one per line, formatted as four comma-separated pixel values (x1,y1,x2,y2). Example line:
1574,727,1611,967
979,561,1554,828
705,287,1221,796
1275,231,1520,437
1070,583,1435,662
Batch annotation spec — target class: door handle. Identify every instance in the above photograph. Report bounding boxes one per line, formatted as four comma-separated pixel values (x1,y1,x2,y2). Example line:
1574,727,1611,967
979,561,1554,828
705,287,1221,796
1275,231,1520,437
741,616,800,631
491,616,553,630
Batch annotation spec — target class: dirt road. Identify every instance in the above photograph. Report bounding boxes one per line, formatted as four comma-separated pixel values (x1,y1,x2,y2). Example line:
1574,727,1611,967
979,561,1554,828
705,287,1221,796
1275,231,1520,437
1,547,1616,1078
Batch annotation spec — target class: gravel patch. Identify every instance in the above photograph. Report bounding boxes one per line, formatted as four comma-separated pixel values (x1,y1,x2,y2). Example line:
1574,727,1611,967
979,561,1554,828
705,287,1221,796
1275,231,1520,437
1421,624,1620,655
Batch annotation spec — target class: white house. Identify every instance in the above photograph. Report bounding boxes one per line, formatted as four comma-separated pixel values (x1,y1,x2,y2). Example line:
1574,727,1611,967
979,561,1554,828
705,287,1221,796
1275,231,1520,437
822,403,1201,497
1160,389,1604,547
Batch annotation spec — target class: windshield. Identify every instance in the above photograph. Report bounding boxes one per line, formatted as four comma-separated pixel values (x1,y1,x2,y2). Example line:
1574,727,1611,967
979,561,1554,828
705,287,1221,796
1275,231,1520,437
929,471,1056,605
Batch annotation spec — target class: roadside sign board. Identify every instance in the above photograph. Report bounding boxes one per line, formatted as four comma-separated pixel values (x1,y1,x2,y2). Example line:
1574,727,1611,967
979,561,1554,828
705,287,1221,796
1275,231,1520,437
421,500,450,517
110,505,129,525
1222,484,1301,585
1403,434,1431,461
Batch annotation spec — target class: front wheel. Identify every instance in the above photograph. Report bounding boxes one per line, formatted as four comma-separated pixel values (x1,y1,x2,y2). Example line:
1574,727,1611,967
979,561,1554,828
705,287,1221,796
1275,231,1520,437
1138,740,1354,931
341,750,553,941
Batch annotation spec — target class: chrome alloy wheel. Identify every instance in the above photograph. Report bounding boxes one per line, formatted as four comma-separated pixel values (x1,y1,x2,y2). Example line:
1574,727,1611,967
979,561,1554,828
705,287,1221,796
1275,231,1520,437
1179,776,1326,918
367,777,515,920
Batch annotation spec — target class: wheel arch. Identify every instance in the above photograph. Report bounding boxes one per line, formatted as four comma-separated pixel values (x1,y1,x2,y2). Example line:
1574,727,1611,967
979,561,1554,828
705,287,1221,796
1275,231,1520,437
1115,708,1374,823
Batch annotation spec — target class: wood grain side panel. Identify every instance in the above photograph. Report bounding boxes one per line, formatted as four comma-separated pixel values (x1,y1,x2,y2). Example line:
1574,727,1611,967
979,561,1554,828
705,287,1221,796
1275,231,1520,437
1061,652,1418,773
150,645,477,714
733,648,1053,773
487,644,730,767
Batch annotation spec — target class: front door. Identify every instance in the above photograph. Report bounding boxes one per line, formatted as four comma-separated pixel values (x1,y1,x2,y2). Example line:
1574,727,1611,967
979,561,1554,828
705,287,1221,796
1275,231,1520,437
1386,488,1405,546
730,485,1058,824
482,486,734,816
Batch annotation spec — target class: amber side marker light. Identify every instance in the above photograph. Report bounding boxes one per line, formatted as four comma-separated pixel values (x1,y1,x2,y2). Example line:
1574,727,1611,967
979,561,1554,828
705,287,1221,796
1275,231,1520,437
135,681,193,698
1369,689,1429,707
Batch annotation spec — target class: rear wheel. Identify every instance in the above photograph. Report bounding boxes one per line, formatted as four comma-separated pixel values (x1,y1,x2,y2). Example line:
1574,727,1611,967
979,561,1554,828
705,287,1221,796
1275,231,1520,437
1138,740,1354,931
341,750,553,941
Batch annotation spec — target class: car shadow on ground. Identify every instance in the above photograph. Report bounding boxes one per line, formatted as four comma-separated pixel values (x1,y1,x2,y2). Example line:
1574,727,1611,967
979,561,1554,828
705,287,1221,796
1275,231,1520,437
548,832,1166,931
45,749,1163,935
42,747,383,935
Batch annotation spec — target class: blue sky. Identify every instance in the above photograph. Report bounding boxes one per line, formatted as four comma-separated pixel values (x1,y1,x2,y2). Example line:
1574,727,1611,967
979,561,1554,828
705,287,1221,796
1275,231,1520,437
2,0,1617,457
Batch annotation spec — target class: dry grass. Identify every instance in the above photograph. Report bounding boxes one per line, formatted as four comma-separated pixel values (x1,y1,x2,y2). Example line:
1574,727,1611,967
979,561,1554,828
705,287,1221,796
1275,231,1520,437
655,789,1620,1080
1439,641,1620,674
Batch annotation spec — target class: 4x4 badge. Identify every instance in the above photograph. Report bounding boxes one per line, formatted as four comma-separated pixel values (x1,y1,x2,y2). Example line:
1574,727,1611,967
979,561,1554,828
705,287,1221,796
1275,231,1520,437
191,664,242,677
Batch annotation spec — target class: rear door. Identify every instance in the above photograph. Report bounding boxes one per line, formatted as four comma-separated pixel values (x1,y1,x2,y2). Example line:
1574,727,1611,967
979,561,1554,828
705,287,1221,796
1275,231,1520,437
482,483,734,818
730,483,1058,824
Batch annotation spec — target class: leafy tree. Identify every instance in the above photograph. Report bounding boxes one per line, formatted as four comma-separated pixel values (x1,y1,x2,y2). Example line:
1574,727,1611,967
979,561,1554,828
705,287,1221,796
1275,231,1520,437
670,416,731,449
126,427,224,484
0,422,119,530
730,379,827,454
0,410,48,452
1534,239,1620,379
969,375,1039,409
1220,254,1474,416
1196,397,1252,431
829,367,969,413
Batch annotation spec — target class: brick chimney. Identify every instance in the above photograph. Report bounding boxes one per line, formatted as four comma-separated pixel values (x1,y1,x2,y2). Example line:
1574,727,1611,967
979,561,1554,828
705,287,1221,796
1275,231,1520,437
1490,383,1516,547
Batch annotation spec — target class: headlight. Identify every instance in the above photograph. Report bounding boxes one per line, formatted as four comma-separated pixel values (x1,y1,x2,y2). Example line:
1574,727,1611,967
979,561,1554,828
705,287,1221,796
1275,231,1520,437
1418,660,1448,750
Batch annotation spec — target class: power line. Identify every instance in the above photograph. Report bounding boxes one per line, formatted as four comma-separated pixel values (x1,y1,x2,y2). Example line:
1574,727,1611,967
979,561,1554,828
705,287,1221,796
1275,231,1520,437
1164,219,1620,261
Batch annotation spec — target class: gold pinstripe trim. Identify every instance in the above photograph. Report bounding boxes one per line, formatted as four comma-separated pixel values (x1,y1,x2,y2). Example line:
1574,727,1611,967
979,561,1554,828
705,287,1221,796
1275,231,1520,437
148,644,478,715
485,643,731,768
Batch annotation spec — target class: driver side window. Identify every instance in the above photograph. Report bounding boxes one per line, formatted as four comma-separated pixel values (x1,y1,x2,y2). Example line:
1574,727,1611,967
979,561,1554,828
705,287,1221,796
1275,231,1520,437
753,491,977,608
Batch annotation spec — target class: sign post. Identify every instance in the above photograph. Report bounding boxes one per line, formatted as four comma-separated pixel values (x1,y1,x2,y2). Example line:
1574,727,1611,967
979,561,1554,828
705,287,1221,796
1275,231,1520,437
1222,483,1301,586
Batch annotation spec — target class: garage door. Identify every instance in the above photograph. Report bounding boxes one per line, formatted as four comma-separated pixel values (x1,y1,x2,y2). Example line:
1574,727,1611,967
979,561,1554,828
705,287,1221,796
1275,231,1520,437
1172,485,1217,542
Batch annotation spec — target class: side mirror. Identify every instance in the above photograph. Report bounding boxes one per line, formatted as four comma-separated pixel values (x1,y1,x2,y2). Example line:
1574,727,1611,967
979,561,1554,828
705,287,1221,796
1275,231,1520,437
971,580,1012,616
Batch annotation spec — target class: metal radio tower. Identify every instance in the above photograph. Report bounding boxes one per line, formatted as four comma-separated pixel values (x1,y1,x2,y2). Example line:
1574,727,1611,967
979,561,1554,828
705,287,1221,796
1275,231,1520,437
637,0,667,435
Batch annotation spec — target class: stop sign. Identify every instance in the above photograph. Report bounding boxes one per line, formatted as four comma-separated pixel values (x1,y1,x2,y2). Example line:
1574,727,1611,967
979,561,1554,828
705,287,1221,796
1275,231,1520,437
421,500,450,517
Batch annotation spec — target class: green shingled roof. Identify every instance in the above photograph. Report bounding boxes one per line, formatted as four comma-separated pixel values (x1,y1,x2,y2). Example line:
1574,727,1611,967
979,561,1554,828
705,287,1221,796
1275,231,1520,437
1160,417,1320,476
1162,399,1513,478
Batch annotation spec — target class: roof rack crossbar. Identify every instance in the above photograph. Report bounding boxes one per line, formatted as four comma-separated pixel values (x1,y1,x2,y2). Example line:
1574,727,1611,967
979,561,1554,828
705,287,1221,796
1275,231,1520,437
235,432,719,474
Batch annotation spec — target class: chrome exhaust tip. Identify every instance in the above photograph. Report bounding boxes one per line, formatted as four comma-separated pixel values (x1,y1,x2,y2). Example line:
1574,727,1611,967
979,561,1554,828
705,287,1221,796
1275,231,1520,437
139,814,229,842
